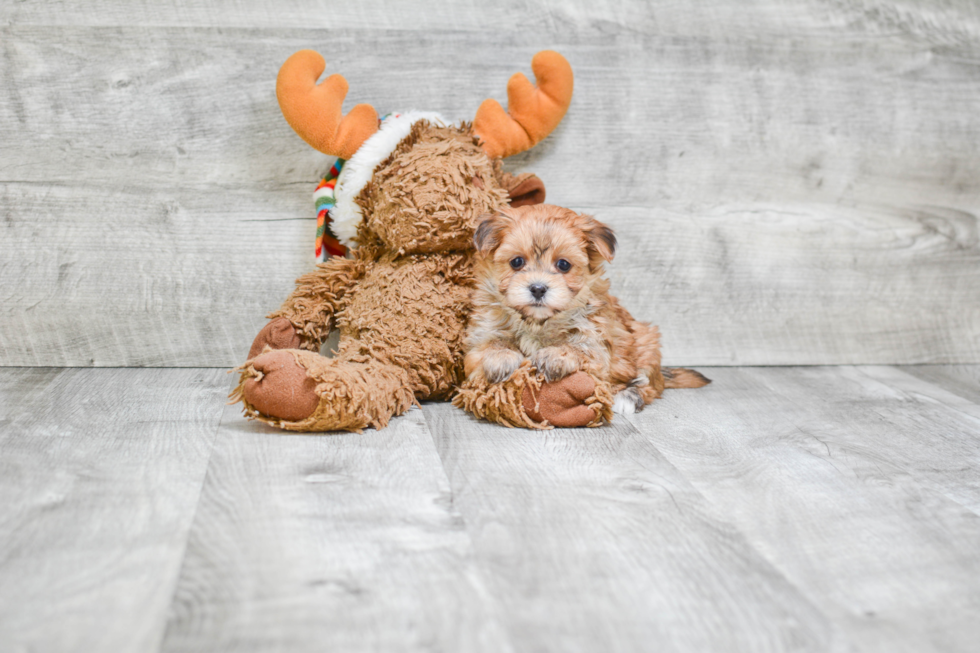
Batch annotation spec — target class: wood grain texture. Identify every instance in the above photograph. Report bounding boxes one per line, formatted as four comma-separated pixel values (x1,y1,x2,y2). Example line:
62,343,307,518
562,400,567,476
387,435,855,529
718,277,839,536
625,366,980,652
853,364,980,513
0,367,225,653
3,365,980,651
0,183,309,366
599,204,979,365
896,364,980,405
2,1,979,366
3,0,979,42
160,403,510,653
421,401,844,653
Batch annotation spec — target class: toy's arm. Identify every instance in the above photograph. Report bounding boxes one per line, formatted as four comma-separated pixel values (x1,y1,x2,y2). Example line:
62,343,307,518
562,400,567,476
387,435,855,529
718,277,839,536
248,253,368,358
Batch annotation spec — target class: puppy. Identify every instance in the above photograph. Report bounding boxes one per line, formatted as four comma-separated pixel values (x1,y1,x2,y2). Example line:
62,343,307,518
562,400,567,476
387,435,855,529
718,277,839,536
464,204,709,416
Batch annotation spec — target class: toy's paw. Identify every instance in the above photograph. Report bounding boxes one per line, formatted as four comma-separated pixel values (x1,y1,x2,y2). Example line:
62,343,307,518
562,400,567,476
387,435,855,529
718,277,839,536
523,371,597,428
530,346,579,382
242,350,319,422
248,317,302,359
483,348,524,384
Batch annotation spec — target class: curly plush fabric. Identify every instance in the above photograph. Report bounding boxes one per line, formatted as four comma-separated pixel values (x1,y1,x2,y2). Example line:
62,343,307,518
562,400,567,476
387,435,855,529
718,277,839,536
237,50,591,433
236,121,603,432
268,252,369,351
232,348,414,432
453,363,613,429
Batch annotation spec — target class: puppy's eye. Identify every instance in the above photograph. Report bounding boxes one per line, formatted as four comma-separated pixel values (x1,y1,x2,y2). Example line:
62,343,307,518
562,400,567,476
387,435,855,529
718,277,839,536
509,257,525,270
556,259,572,273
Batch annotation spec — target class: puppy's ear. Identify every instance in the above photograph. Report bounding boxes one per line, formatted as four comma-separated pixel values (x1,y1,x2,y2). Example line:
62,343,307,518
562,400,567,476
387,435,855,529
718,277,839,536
473,212,511,256
582,215,617,262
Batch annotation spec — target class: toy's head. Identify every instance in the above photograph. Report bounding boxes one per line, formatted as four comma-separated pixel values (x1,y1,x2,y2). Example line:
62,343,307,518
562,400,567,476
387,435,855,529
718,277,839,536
275,50,573,254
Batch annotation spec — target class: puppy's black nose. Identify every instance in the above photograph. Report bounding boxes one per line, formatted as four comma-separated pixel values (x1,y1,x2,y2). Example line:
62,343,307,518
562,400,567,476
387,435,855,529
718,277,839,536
529,283,548,300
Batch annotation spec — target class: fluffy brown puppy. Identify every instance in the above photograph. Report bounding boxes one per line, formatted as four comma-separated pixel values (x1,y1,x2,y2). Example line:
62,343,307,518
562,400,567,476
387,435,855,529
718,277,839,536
465,204,709,417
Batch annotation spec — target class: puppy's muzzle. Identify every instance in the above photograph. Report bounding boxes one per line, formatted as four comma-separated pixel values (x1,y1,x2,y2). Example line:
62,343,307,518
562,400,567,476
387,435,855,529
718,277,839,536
529,283,548,300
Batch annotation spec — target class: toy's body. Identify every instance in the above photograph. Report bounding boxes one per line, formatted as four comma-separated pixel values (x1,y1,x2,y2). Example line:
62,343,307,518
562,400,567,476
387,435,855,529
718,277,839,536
238,249,474,430
234,51,613,431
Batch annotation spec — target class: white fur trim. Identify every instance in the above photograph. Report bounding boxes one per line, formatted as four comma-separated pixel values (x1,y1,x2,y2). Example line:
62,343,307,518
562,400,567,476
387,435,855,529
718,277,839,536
331,111,449,246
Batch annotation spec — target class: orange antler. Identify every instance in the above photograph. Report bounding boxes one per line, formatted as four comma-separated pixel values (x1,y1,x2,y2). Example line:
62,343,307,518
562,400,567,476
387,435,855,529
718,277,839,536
473,51,574,159
276,50,379,160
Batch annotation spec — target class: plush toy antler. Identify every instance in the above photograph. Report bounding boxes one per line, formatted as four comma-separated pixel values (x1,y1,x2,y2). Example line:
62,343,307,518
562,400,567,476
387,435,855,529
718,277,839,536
276,50,379,160
473,50,574,159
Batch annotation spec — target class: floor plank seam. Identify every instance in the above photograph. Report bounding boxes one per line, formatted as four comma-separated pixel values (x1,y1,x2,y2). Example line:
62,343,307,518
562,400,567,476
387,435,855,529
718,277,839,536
851,365,980,519
416,405,522,652
149,376,231,653
618,411,843,635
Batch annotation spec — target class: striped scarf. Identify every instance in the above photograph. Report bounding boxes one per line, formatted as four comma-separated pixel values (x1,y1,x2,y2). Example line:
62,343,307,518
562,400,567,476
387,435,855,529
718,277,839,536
313,159,348,261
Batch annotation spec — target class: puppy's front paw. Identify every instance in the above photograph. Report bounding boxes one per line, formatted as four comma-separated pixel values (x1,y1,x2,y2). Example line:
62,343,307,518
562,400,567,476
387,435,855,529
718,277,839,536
482,348,524,383
531,347,579,382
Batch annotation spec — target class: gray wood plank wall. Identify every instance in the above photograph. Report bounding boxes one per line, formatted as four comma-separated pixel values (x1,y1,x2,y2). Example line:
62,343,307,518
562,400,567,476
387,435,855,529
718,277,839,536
2,1,978,366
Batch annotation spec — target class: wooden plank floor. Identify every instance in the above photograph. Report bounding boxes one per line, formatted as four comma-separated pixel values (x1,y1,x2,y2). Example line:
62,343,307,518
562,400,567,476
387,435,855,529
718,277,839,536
2,365,979,652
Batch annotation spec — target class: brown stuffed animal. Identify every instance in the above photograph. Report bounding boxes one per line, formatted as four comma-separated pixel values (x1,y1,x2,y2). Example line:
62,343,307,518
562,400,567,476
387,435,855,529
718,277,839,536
232,49,613,431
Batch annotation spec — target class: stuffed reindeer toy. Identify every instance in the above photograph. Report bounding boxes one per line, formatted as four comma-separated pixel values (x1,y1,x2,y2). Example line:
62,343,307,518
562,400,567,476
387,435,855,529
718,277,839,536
233,49,614,431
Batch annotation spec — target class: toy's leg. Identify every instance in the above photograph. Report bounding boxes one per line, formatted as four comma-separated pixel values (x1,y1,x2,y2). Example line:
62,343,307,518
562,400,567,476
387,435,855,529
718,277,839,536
232,349,415,432
453,362,613,429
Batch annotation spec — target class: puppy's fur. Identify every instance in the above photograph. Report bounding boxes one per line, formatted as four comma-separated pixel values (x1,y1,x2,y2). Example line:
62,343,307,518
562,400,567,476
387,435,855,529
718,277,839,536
465,204,709,415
